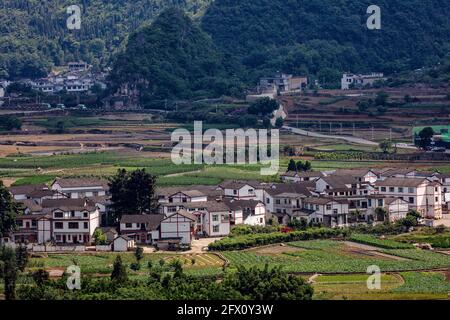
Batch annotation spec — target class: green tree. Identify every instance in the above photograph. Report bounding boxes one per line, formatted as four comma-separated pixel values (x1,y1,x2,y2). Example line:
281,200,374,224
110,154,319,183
375,91,389,106
417,127,435,149
287,159,297,171
0,181,21,238
224,264,313,300
108,169,158,225
111,255,128,284
275,117,284,128
248,98,279,116
93,229,107,245
134,247,144,263
15,245,28,272
31,269,50,287
0,246,18,300
379,139,393,154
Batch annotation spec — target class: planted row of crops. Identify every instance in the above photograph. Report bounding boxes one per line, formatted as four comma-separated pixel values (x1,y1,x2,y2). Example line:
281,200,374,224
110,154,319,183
208,228,349,251
349,234,414,249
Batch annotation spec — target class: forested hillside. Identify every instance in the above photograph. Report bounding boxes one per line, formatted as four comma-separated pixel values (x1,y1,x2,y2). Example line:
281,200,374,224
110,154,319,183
0,0,211,79
1,0,449,91
109,8,242,103
202,0,450,86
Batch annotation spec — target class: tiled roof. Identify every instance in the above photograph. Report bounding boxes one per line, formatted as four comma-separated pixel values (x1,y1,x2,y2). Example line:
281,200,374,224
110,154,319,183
53,178,109,189
120,214,165,230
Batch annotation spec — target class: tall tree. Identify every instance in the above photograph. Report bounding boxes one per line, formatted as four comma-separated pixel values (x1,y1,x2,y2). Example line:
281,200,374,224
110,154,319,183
111,255,128,285
15,245,28,272
108,169,158,224
1,246,18,300
287,159,297,172
417,127,435,149
0,181,21,239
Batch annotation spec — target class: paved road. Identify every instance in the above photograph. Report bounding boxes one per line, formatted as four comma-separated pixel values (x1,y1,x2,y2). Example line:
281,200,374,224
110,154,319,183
284,125,379,146
284,125,418,150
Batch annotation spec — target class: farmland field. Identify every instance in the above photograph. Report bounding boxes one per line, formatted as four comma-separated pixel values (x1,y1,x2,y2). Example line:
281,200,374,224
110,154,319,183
221,240,450,273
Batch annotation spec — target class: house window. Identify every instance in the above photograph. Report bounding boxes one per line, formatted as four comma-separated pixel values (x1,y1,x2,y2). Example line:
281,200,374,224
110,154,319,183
389,187,395,192
266,198,270,204
378,199,383,207
435,197,438,202
54,212,63,218
213,225,219,233
326,204,332,210
125,223,132,228
381,187,386,192
70,211,75,217
315,205,319,210
68,222,79,229
16,220,23,227
212,215,219,222
408,187,414,193
84,222,88,229
333,209,338,214
83,212,88,218
55,222,63,229
233,190,237,195
56,235,61,241
260,218,263,223
276,199,281,204
409,197,414,204
398,187,404,193
32,220,37,227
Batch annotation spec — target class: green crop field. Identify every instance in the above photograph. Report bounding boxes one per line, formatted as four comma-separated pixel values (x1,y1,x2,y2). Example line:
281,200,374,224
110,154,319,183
221,240,450,273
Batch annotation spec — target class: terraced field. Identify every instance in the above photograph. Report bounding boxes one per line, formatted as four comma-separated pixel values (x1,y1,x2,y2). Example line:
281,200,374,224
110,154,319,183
28,252,225,276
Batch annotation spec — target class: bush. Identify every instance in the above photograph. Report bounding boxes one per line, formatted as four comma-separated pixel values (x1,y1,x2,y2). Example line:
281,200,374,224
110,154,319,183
208,228,349,251
349,234,414,249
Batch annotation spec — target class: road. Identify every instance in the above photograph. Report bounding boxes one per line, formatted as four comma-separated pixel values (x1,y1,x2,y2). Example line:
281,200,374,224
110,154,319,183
284,125,379,146
284,126,418,150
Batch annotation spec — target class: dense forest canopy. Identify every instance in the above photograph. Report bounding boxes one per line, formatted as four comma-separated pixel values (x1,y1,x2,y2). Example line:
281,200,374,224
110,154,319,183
0,0,211,79
201,0,450,86
1,0,449,92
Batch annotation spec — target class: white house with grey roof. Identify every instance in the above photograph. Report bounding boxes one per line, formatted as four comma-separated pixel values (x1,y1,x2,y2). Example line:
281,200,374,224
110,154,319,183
51,178,109,199
374,177,442,219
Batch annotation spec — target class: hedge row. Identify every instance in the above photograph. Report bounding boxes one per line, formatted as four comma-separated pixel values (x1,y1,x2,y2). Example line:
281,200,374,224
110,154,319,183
208,228,350,251
349,234,414,249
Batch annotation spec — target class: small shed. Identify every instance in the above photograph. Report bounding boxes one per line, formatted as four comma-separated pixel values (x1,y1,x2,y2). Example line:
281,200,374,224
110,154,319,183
112,235,135,252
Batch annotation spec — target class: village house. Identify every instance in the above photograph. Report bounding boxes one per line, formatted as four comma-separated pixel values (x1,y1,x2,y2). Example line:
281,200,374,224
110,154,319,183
112,235,135,252
329,169,378,184
9,184,55,201
263,182,315,213
224,199,266,226
37,198,100,244
177,201,231,237
96,227,119,243
219,180,266,201
374,177,443,219
366,196,410,222
51,178,109,199
119,214,165,244
302,197,349,228
280,171,324,183
159,210,197,245
341,72,386,90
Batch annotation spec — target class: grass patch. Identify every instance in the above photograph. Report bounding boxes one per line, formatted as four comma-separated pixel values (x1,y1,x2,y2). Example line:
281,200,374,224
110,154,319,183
349,234,414,249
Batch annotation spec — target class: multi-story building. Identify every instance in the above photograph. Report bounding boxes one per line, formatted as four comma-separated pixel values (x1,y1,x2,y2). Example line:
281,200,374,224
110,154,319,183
302,197,349,227
374,177,443,219
36,198,100,244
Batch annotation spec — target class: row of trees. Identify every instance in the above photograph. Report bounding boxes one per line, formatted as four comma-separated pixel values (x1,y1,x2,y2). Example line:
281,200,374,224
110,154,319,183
16,255,313,300
287,159,312,172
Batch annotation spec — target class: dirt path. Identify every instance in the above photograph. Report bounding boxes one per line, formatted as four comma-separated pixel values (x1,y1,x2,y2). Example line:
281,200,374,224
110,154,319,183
343,241,409,261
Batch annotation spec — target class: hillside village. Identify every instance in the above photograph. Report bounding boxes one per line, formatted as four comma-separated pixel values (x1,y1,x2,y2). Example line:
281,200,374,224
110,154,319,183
3,167,449,252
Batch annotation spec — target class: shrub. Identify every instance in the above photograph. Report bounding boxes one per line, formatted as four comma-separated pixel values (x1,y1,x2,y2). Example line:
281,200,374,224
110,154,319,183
208,228,349,251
